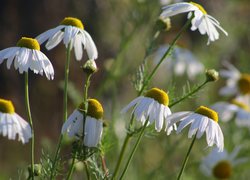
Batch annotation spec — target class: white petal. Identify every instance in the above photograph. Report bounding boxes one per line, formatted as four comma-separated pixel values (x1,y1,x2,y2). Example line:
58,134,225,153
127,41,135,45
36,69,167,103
161,3,198,18
45,31,64,50
36,26,64,44
63,26,79,47
84,117,103,147
73,34,83,60
82,30,98,60
121,96,144,114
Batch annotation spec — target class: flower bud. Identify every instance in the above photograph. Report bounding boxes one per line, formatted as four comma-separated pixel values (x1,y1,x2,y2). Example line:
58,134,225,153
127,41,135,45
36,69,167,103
28,164,42,177
206,69,219,82
155,17,171,31
82,59,97,75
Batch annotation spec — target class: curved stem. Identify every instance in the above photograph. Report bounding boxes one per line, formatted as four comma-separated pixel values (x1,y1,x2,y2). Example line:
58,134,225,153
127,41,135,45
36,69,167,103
50,44,71,179
24,72,34,180
138,13,194,95
169,80,208,108
177,133,197,180
119,119,149,179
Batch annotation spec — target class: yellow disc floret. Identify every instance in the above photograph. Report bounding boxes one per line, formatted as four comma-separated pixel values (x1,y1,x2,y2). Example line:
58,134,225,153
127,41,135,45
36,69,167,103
238,74,250,95
61,17,84,30
145,88,169,106
212,160,232,179
17,37,40,50
195,106,218,122
190,2,207,14
0,98,15,114
231,99,250,111
87,99,104,119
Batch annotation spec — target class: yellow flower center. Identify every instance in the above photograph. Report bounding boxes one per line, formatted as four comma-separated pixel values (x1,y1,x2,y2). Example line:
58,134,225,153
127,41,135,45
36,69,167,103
238,74,250,95
61,17,84,30
145,88,169,106
212,160,232,179
190,2,207,14
195,106,218,122
231,99,250,111
86,99,104,119
0,98,15,114
17,37,40,50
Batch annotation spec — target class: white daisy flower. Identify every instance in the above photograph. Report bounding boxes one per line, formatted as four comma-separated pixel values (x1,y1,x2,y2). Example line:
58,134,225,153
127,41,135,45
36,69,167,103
160,2,228,45
154,45,204,80
211,98,250,127
168,106,224,151
122,87,173,133
200,147,248,179
0,98,32,144
219,61,250,97
36,17,98,61
61,99,103,147
0,37,54,80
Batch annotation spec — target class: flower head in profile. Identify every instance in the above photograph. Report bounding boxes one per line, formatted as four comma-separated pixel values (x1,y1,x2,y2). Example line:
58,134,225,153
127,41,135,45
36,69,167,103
0,98,32,144
211,98,250,127
200,147,248,179
36,17,98,61
154,45,204,80
61,99,104,147
168,106,224,151
219,61,250,97
0,37,54,80
122,87,174,134
160,2,228,45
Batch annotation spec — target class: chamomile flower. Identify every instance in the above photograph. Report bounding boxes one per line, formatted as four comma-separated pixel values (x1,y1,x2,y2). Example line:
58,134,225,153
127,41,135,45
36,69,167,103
0,98,32,144
0,37,54,80
154,45,204,80
36,17,98,60
200,147,248,179
121,87,173,133
168,106,224,151
219,61,250,97
61,99,104,147
160,2,228,45
211,99,250,127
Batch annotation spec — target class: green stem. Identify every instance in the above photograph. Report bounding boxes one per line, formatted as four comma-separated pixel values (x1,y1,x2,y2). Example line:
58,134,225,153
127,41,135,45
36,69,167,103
112,14,194,179
119,119,149,179
63,44,72,122
82,74,92,178
84,161,91,180
169,80,208,108
177,133,197,180
138,13,194,95
24,72,34,180
112,134,132,179
66,153,76,180
50,44,71,179
66,74,92,179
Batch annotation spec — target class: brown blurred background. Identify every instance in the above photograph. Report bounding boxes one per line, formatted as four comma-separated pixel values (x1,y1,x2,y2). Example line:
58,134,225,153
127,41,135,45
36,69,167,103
0,0,250,179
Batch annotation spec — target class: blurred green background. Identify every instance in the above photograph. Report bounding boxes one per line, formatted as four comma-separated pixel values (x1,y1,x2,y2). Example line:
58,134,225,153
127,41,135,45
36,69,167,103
0,0,250,179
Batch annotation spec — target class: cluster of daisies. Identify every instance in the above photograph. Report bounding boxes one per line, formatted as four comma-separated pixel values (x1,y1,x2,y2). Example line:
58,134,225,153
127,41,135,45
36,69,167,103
0,16,103,147
0,1,248,179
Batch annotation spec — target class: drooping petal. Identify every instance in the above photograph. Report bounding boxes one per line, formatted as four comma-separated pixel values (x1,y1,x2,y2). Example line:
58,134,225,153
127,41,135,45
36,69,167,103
82,30,98,60
36,26,64,44
161,3,198,18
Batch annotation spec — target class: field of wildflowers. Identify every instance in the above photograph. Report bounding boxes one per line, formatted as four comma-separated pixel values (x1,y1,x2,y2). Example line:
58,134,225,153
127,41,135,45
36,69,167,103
0,0,250,179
